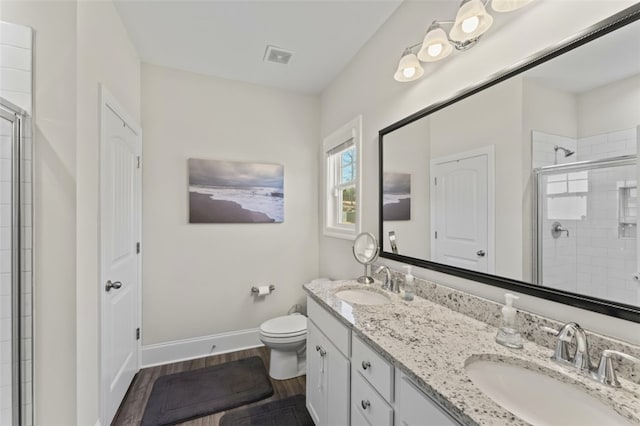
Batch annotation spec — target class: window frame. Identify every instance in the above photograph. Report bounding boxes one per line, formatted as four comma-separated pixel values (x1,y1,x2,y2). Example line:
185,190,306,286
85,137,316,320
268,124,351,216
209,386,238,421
323,115,362,240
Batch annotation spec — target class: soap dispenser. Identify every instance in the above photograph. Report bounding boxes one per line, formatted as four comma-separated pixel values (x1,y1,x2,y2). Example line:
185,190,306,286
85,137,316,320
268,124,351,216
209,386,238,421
495,293,524,349
402,266,415,301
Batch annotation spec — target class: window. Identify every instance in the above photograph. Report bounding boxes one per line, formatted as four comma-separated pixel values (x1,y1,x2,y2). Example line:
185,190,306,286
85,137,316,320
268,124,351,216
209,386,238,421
323,116,362,239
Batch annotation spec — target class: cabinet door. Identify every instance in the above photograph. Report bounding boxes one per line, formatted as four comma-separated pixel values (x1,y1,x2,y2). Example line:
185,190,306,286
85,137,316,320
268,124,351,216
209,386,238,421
395,371,460,426
325,333,350,426
306,321,326,425
307,320,350,426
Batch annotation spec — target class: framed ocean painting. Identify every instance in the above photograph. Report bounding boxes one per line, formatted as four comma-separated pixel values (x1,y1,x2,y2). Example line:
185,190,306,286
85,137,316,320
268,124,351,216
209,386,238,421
382,172,411,221
188,158,284,223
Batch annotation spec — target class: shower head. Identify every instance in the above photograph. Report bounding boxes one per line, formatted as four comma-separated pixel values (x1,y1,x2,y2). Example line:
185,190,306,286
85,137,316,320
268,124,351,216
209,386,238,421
554,145,575,157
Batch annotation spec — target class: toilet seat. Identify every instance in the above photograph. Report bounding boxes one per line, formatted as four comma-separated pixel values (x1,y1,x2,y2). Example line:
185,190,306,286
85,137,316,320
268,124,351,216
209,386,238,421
260,314,306,339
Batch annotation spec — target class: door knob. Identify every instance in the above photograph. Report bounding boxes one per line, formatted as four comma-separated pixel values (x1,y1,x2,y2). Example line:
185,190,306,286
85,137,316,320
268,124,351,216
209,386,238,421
105,280,123,292
476,250,486,257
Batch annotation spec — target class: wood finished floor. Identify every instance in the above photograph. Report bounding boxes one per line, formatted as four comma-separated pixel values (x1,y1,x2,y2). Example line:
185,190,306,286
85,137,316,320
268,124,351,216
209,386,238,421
112,346,306,426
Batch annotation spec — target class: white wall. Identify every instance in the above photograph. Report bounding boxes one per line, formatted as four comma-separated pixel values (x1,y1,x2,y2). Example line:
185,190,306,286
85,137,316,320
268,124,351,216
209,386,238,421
76,1,140,424
319,0,640,343
0,2,78,424
578,73,640,137
430,77,523,280
382,117,430,259
141,63,319,345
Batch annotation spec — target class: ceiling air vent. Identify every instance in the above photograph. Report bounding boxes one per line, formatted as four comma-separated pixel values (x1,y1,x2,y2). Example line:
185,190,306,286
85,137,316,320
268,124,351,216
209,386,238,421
263,45,294,65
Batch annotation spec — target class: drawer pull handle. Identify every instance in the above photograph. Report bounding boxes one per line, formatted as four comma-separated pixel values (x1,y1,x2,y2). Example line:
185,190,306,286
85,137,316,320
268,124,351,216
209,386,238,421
315,345,326,357
361,400,371,410
362,361,371,370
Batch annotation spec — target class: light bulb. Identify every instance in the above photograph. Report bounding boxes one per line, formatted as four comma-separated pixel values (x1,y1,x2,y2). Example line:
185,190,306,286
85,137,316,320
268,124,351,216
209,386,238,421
403,67,416,78
427,43,443,57
461,15,480,33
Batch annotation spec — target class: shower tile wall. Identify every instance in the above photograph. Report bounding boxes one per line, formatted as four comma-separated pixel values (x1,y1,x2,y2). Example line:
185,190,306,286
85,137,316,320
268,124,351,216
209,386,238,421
577,128,637,161
534,128,640,306
575,165,637,303
0,20,32,426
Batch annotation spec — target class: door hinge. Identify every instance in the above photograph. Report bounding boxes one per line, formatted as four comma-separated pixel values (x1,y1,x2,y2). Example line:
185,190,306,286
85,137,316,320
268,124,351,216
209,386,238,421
137,156,141,169
136,328,140,340
435,231,438,239
434,177,437,185
136,242,141,254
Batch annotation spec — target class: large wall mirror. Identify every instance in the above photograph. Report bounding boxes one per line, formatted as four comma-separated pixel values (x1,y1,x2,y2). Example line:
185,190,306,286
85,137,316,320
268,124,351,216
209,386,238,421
379,5,640,322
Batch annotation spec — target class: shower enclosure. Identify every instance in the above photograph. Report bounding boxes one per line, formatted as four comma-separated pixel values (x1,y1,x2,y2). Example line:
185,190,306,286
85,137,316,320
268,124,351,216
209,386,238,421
0,97,32,426
533,155,639,307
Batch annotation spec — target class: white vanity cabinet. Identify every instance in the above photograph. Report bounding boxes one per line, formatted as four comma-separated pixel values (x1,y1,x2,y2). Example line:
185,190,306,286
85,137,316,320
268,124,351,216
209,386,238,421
306,298,350,426
306,296,460,426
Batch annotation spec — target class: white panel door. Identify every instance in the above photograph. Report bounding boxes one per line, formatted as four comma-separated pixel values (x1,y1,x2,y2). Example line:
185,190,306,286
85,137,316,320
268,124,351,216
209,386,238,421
432,153,489,273
101,93,141,424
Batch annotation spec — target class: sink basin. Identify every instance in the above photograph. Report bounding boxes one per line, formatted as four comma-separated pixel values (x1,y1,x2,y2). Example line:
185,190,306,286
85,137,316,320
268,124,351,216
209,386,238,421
465,359,632,426
334,288,391,306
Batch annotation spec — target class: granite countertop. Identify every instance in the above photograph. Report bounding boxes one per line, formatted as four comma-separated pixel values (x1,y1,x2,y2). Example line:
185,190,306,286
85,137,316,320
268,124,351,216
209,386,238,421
303,280,640,426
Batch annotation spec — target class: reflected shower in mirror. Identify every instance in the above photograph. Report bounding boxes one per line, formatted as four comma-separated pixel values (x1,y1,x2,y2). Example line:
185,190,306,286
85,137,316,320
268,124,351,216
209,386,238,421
380,9,640,310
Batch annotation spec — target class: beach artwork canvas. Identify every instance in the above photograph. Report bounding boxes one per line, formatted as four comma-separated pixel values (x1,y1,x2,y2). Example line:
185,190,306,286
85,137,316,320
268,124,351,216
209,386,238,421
188,158,284,223
382,172,411,221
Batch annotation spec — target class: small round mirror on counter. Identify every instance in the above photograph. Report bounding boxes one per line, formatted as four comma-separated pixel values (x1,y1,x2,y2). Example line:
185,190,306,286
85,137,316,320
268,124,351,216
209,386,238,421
352,232,379,284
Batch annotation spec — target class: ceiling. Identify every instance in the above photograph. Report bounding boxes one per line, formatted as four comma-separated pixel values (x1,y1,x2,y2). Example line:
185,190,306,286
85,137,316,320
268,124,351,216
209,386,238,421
114,0,402,94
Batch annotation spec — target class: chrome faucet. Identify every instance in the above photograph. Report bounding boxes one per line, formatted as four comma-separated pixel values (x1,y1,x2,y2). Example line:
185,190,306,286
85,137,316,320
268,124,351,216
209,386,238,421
375,266,391,290
550,322,591,373
546,323,640,388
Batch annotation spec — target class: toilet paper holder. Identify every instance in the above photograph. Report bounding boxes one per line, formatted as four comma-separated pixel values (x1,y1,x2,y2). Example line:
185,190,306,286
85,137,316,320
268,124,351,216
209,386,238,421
251,284,276,294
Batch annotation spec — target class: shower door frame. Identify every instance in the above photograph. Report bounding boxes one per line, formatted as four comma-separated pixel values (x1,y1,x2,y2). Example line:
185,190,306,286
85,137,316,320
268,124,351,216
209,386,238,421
532,154,637,286
0,97,25,426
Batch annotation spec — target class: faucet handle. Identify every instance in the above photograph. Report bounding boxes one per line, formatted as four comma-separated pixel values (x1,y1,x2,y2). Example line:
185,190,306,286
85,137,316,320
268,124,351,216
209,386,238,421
595,350,640,387
546,324,572,364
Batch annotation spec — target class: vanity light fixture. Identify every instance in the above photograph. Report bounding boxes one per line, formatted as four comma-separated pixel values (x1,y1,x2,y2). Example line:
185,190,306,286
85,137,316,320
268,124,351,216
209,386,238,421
417,23,453,62
449,0,494,42
394,47,425,82
394,0,534,82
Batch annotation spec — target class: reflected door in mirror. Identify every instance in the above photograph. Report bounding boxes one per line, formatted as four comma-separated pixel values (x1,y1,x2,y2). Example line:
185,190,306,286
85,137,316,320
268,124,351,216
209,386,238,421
431,149,492,274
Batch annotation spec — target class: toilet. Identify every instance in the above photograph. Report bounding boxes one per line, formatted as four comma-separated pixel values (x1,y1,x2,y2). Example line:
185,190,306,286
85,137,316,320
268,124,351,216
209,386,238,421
259,313,307,380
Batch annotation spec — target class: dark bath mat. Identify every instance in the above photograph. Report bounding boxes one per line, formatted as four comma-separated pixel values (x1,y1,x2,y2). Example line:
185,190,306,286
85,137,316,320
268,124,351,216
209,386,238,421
141,356,274,426
219,394,313,426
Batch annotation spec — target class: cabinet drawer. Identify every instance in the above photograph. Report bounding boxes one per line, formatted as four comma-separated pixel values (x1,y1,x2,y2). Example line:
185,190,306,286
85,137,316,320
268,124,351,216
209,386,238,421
351,371,393,426
307,296,351,357
352,334,393,402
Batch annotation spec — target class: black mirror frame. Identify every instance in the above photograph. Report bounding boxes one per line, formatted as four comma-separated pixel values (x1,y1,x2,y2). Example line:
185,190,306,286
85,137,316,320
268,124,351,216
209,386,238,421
378,4,640,323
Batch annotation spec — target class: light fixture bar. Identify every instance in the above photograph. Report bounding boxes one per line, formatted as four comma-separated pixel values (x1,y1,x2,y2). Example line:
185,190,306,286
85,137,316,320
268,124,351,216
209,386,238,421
393,0,534,83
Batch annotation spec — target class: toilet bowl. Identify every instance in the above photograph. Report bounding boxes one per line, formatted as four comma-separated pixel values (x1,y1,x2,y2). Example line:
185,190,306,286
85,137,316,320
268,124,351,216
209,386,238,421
259,314,307,380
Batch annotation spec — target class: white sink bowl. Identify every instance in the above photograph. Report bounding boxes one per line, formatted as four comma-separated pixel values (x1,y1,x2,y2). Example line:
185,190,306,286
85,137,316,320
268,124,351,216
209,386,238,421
465,359,632,426
334,288,391,306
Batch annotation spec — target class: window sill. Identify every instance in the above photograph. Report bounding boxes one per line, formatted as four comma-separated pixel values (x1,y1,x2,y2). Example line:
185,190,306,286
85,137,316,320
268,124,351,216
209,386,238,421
323,227,358,241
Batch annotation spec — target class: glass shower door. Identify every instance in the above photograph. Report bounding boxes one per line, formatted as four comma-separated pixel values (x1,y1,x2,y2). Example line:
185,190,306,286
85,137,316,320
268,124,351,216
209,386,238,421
0,101,23,426
534,157,639,306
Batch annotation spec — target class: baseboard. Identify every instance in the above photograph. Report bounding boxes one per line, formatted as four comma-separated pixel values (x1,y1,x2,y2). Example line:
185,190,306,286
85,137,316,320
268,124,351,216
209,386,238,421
141,328,263,368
